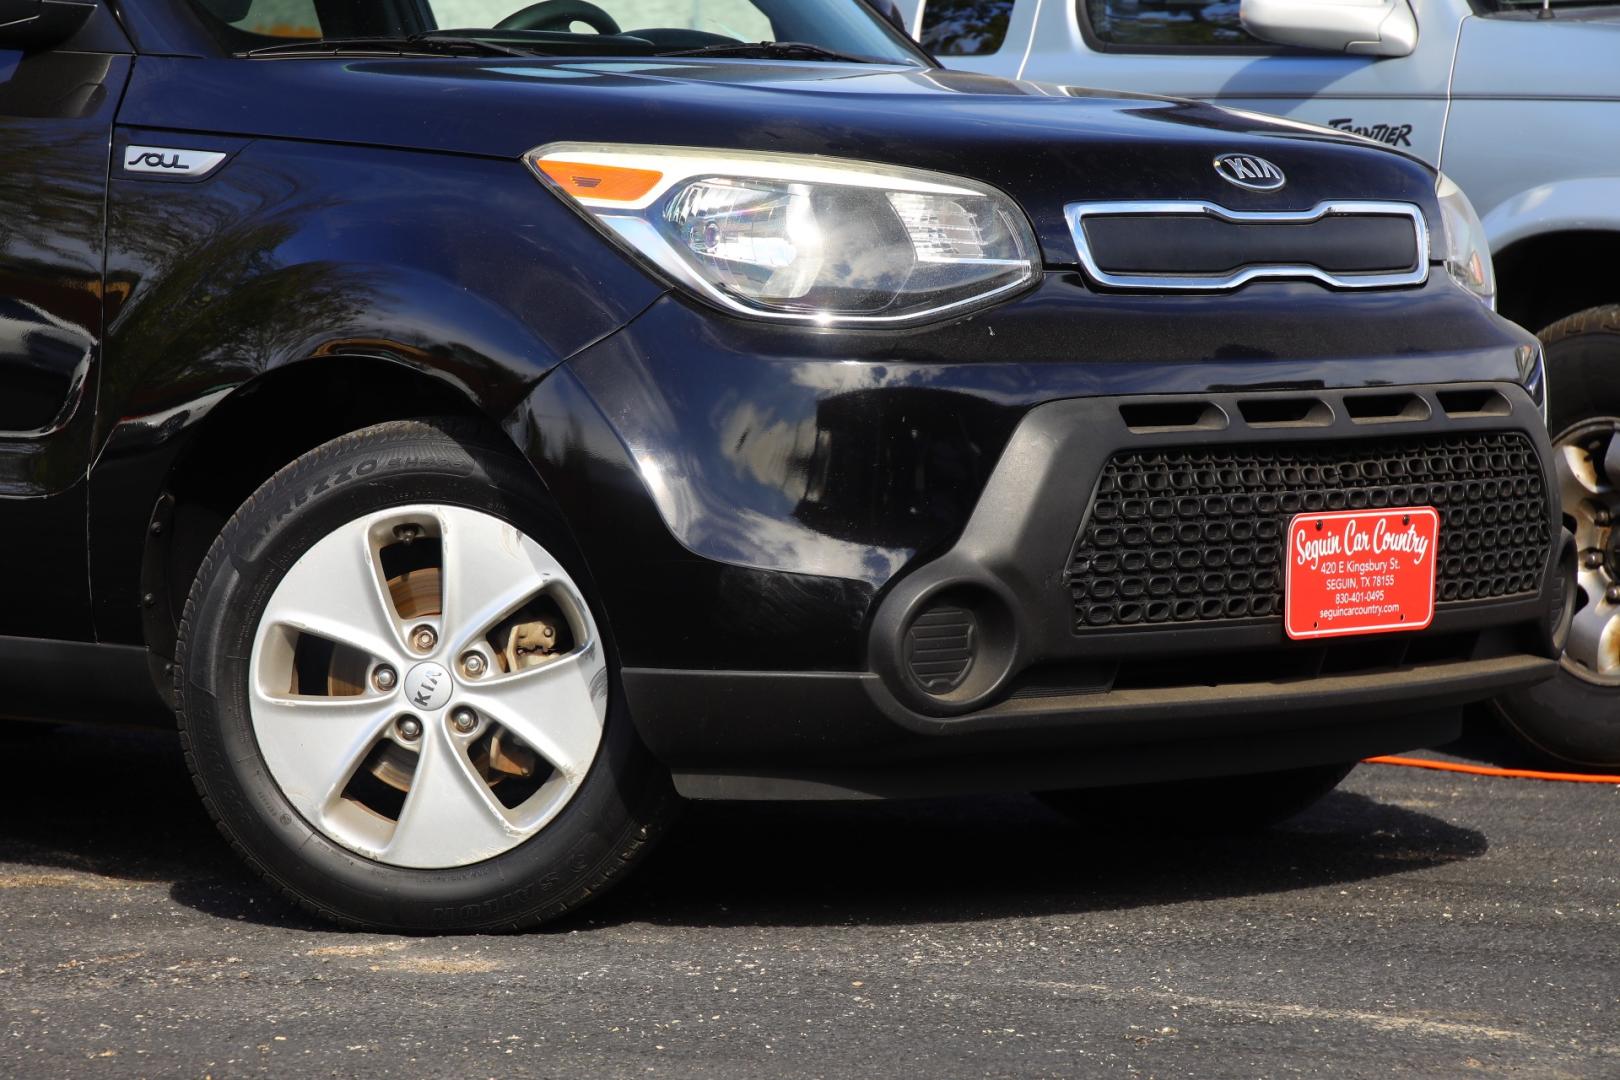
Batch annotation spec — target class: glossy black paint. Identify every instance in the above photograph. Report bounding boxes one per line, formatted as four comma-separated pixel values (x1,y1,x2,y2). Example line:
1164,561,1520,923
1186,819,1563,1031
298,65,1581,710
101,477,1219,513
117,57,1444,271
522,282,1531,673
0,43,129,638
90,130,666,641
0,0,1558,781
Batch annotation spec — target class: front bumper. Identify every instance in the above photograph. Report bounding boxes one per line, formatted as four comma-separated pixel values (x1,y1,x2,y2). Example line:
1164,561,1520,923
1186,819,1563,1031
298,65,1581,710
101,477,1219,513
514,284,1565,798
621,383,1565,798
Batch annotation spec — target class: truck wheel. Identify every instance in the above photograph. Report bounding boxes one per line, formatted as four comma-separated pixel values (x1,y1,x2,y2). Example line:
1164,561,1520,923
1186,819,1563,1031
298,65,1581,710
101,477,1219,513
175,419,676,930
1493,305,1620,767
1036,762,1355,834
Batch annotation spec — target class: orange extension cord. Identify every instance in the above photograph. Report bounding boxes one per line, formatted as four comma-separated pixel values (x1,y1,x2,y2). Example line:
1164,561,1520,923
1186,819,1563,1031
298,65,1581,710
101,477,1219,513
1365,755,1620,785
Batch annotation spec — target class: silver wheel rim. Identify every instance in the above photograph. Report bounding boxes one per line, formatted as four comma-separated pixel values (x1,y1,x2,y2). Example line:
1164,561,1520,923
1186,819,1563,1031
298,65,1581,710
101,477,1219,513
247,505,608,869
1555,418,1620,685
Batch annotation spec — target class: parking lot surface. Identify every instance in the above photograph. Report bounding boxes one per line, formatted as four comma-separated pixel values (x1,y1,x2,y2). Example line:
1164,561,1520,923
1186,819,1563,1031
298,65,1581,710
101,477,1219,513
0,720,1615,1078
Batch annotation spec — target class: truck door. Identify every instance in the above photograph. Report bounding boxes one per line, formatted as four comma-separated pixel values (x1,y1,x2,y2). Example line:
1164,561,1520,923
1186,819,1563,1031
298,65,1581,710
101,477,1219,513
0,16,132,639
909,0,1462,167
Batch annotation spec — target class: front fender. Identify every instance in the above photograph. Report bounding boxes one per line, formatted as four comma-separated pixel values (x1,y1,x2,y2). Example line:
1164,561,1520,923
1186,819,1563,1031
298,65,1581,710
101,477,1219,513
90,134,663,643
100,132,664,429
1482,176,1620,254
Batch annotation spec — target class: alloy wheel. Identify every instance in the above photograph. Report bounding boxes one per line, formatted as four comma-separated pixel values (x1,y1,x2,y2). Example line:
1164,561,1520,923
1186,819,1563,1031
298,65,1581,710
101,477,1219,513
247,504,608,869
1554,418,1620,684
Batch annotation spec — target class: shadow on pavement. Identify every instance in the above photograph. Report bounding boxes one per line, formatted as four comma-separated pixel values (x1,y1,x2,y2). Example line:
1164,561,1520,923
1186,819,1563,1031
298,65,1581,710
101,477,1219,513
580,783,1486,930
0,721,1487,933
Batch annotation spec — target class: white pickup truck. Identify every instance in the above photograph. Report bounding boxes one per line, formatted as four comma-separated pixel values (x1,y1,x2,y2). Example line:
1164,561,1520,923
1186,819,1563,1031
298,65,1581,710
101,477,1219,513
897,0,1620,766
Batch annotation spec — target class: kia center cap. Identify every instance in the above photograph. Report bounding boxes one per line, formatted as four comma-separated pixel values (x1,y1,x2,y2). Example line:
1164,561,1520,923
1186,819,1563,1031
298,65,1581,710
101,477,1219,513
404,662,454,712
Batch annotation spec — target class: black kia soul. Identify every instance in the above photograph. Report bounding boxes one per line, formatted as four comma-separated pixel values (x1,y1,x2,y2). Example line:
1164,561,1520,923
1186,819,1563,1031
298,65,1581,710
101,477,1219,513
1,0,1571,929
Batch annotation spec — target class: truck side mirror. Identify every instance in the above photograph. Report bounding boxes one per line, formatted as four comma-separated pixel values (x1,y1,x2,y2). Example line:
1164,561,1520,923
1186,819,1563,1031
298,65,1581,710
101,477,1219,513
0,0,96,51
1240,0,1418,58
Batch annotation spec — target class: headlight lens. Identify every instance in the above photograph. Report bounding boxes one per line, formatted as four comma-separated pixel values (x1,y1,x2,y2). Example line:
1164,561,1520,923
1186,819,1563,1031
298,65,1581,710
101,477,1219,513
528,145,1039,326
1435,172,1496,308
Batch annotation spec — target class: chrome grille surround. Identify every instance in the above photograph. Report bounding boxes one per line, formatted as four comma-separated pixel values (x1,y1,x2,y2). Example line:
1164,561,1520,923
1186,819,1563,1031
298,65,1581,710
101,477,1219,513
1064,200,1430,291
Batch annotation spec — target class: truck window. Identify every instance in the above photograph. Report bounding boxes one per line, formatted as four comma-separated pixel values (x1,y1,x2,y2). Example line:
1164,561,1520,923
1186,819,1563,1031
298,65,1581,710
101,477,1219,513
1081,0,1262,50
920,0,1014,56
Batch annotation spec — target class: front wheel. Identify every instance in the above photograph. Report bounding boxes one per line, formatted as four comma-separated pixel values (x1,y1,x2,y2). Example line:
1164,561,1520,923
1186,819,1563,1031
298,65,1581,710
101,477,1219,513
1493,306,1620,768
1037,762,1355,835
176,419,675,931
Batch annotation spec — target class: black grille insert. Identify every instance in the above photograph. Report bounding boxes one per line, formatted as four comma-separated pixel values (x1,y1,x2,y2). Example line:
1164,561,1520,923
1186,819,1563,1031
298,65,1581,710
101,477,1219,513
1068,432,1550,632
1080,212,1420,278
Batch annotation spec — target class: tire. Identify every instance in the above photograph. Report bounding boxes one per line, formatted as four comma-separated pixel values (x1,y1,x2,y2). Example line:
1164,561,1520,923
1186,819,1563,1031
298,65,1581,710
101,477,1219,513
1036,762,1355,835
1492,305,1620,768
175,418,676,931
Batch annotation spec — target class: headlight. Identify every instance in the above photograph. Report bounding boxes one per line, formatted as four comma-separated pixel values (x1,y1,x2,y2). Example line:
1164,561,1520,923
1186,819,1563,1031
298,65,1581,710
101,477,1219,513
528,145,1039,326
1435,172,1496,308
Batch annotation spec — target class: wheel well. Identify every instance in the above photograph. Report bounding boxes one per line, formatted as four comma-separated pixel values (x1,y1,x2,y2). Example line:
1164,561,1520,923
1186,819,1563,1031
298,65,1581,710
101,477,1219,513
1495,230,1620,335
151,356,519,657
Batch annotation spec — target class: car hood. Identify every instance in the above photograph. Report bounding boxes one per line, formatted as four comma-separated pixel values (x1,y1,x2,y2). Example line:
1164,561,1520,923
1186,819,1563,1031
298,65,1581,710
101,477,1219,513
123,57,1441,266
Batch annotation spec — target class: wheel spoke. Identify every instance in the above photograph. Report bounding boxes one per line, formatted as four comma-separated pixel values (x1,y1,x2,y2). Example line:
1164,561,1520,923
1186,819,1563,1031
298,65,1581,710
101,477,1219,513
1577,566,1608,607
384,724,519,868
249,691,396,827
1568,597,1620,676
433,507,565,654
262,517,407,661
1555,443,1604,510
460,651,606,781
1600,431,1620,492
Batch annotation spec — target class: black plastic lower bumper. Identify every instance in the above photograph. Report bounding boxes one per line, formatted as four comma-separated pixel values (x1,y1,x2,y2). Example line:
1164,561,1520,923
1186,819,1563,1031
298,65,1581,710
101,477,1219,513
865,381,1566,720
624,657,1545,799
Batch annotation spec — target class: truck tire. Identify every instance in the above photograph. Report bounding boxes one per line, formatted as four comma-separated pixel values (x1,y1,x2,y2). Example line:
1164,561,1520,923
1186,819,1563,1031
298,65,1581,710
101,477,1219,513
175,418,677,930
1493,305,1620,767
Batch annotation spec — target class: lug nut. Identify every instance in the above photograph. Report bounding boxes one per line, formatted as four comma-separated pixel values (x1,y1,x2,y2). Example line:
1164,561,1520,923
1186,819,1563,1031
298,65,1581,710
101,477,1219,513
451,707,479,734
1598,509,1614,527
1584,550,1605,570
411,625,438,652
1607,585,1620,605
396,716,422,741
373,665,397,692
461,652,487,678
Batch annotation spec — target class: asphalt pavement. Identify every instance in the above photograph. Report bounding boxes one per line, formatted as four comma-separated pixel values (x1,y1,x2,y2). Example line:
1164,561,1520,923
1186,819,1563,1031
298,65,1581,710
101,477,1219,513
0,719,1615,1078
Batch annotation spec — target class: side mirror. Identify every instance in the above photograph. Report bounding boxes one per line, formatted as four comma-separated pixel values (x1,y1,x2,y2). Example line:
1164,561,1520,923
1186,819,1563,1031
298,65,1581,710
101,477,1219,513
0,0,97,51
1240,0,1418,58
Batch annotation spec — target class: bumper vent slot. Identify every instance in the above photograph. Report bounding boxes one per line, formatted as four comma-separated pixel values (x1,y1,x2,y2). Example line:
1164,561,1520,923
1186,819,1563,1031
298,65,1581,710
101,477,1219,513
1237,397,1333,428
1118,400,1227,433
1344,392,1430,423
1437,387,1512,418
1068,432,1551,632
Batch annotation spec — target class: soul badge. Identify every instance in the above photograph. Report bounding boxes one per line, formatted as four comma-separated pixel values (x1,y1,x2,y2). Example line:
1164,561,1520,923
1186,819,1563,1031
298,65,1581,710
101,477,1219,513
1284,507,1440,640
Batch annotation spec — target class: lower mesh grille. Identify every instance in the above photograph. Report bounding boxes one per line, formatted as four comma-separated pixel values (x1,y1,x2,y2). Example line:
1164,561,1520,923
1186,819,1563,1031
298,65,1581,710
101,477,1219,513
1068,432,1550,632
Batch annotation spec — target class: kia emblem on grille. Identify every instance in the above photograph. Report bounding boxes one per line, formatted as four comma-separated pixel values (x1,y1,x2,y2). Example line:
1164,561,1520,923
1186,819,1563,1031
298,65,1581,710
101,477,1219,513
1213,153,1286,192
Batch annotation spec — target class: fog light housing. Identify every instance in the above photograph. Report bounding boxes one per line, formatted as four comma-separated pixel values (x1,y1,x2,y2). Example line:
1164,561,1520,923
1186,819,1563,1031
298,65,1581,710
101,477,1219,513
905,604,979,695
898,586,1018,712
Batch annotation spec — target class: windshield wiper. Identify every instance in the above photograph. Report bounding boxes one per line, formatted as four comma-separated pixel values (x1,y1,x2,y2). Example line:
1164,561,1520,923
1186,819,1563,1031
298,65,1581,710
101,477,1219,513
240,33,533,59
655,40,883,64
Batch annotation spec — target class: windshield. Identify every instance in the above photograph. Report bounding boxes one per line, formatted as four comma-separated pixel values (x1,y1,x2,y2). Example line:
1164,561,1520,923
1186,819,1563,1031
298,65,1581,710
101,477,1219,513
192,0,924,62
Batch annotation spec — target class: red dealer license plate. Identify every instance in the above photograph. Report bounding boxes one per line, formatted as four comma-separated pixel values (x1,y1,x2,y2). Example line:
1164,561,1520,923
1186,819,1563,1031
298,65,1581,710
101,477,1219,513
1284,507,1440,641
